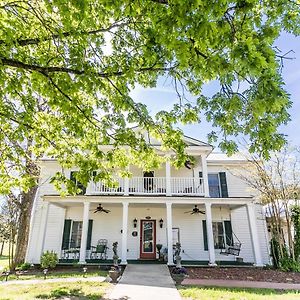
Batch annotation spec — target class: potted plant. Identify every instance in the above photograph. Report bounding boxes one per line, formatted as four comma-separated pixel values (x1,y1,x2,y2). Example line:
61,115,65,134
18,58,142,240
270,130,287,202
109,265,120,283
170,267,188,285
109,242,120,283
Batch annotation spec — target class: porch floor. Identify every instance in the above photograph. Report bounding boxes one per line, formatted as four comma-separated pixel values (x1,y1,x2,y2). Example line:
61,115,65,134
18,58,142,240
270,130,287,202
58,259,253,267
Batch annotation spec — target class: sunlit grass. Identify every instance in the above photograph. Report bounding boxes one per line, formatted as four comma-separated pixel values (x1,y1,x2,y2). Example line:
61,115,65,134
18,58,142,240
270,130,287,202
0,280,110,300
0,243,9,269
179,286,300,300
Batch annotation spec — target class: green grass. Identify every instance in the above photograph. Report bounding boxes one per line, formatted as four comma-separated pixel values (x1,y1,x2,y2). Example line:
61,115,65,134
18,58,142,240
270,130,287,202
179,286,300,300
0,280,110,300
3,269,108,281
0,243,9,269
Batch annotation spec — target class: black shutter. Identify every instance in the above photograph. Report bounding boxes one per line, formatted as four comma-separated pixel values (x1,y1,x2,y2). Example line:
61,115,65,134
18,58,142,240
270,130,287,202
70,171,86,195
86,219,93,250
70,171,76,183
219,172,228,198
62,219,71,250
224,221,233,246
202,220,208,251
199,172,203,178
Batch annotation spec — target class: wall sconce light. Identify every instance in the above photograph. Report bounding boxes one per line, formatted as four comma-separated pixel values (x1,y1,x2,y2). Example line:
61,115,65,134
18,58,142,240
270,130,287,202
133,218,137,228
159,218,164,228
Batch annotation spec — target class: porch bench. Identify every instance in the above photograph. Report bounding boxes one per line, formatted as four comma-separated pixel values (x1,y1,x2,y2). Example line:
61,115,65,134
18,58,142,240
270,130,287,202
61,248,80,260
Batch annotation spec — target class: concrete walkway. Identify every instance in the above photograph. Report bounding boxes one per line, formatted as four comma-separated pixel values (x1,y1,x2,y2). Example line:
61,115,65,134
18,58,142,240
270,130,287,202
183,278,300,290
108,264,182,300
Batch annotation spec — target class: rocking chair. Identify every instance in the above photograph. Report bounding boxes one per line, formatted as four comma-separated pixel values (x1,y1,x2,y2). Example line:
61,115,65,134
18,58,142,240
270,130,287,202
90,239,108,260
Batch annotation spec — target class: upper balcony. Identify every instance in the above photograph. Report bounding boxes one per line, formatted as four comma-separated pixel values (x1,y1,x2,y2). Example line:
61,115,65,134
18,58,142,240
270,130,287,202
88,176,205,197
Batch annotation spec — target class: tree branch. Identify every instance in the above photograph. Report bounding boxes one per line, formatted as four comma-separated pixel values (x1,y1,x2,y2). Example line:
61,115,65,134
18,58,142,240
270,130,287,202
1,57,176,77
0,20,133,46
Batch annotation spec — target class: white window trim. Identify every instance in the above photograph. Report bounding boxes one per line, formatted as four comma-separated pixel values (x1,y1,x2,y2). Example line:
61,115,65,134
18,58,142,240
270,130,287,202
208,173,222,198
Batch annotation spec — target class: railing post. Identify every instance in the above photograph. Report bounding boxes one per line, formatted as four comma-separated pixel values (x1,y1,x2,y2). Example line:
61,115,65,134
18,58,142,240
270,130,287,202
166,158,171,196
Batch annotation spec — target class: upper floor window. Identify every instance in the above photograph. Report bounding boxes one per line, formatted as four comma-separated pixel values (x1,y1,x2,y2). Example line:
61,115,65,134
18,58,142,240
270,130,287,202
207,172,228,198
70,171,86,195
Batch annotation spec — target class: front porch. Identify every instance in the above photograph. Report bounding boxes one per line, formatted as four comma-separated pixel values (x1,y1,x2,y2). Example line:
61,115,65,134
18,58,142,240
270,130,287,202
37,197,267,267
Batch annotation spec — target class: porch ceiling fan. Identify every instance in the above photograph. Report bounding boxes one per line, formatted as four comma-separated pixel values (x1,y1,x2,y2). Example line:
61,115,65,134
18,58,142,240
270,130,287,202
91,204,110,214
184,205,205,215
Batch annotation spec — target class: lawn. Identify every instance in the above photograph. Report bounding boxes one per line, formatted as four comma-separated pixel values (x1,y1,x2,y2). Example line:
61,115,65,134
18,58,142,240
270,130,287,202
0,243,9,270
0,280,110,300
179,286,300,300
2,269,108,281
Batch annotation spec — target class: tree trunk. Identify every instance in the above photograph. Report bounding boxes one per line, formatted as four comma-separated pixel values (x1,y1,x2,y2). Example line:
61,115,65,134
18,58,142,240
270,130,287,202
13,184,38,267
13,158,39,269
0,241,4,256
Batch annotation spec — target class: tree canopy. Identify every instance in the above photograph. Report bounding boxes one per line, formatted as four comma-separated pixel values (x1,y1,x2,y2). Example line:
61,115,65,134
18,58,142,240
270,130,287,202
0,0,299,192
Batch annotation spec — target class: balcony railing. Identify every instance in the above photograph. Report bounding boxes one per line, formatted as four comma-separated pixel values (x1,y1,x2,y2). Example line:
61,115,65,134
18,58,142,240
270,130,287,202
89,177,204,196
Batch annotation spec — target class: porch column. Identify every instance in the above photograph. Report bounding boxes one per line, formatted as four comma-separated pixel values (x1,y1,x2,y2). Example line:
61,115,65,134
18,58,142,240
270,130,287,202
205,203,216,265
246,203,263,266
121,202,129,264
166,158,171,196
79,201,90,264
166,202,173,265
39,201,50,258
201,154,210,197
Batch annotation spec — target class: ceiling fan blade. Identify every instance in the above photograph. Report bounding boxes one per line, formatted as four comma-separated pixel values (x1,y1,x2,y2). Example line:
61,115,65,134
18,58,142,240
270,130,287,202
184,211,192,214
200,211,205,215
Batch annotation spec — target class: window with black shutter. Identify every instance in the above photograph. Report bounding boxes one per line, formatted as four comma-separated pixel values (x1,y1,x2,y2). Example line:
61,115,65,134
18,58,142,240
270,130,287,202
70,171,86,195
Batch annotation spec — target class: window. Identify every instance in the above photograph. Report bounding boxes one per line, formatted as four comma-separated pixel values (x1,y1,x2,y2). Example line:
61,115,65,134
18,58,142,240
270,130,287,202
61,219,93,250
70,171,86,195
202,220,233,250
212,222,225,249
172,228,180,246
208,172,228,198
208,174,221,197
70,221,82,248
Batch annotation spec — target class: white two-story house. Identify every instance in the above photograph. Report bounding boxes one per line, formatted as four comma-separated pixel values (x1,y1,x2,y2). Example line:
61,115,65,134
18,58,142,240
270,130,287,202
26,134,270,266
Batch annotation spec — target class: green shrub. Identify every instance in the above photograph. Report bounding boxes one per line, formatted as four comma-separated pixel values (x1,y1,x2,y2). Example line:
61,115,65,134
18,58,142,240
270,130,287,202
40,250,58,269
17,262,31,271
279,257,300,272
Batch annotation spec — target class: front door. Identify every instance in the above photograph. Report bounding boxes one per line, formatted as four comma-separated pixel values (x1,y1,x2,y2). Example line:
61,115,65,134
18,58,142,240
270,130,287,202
140,220,156,259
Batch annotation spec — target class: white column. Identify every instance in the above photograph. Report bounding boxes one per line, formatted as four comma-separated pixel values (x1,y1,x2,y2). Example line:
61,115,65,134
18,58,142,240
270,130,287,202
194,157,201,194
201,154,210,197
205,203,216,266
166,159,171,196
247,203,263,266
121,202,129,264
166,202,173,265
79,202,90,264
124,178,129,196
39,201,50,259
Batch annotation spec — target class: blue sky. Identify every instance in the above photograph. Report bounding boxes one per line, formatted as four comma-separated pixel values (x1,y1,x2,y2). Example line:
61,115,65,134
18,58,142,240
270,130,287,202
131,32,300,148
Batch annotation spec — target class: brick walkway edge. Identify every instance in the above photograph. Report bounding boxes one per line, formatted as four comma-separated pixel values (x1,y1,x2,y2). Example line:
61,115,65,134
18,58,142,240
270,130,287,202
182,278,300,290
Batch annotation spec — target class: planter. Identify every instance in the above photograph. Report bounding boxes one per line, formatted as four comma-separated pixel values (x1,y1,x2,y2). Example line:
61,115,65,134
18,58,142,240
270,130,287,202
108,270,120,283
172,274,186,285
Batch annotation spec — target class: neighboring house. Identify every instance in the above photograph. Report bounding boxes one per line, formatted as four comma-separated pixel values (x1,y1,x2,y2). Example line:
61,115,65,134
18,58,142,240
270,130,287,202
26,133,270,266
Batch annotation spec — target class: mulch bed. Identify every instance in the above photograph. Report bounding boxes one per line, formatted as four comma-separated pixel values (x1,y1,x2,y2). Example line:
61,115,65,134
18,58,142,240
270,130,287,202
187,267,300,284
